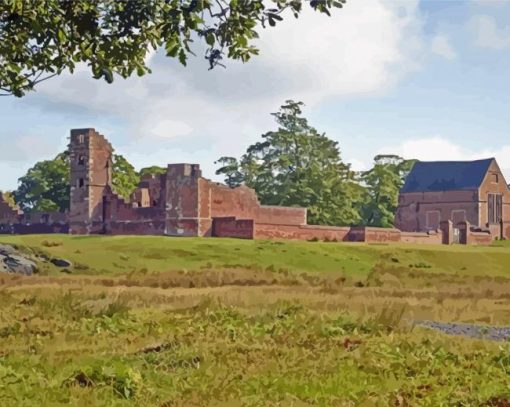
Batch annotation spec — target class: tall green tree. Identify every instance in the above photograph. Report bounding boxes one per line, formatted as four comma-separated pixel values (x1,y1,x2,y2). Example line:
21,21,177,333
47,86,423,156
360,154,416,228
13,152,70,212
0,0,346,97
216,100,364,226
111,154,140,199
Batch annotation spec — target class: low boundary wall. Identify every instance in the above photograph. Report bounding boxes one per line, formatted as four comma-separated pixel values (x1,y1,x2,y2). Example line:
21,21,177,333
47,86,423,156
212,218,455,245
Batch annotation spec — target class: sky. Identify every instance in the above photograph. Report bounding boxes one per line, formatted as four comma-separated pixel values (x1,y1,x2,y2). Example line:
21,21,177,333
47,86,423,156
1,0,510,190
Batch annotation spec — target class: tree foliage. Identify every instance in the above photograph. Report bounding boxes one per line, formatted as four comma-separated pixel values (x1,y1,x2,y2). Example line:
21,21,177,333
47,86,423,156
214,157,244,188
216,100,364,226
139,165,166,178
0,0,346,97
13,152,70,212
0,191,16,208
111,154,140,199
360,155,416,228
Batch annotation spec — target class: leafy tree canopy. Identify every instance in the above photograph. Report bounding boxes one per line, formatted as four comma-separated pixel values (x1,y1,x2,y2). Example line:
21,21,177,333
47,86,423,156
360,154,416,228
0,0,346,97
111,154,140,199
13,152,70,212
0,190,18,208
216,100,364,226
139,166,167,178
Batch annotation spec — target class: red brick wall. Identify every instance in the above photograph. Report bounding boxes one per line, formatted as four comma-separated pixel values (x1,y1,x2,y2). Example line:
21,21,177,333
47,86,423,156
344,227,402,243
400,231,443,244
253,223,446,245
458,221,493,245
468,231,492,245
478,160,510,238
255,206,306,225
212,217,254,239
364,227,401,243
137,173,166,208
0,211,69,235
0,201,20,223
254,223,351,241
100,190,166,235
200,181,307,227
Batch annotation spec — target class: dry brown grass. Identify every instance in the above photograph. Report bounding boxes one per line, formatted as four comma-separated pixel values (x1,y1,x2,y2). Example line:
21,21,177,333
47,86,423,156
4,266,510,327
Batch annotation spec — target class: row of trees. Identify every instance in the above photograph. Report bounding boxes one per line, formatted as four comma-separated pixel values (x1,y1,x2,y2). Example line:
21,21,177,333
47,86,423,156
5,100,414,228
216,101,415,227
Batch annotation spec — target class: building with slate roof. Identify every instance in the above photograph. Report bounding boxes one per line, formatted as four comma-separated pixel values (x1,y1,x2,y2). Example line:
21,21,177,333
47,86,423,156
395,158,510,240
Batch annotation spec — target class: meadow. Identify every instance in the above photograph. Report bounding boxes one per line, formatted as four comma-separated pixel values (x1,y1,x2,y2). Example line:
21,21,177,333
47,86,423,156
1,235,510,406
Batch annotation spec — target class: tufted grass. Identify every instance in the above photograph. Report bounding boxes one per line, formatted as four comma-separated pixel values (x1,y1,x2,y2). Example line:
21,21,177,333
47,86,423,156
1,235,510,405
0,234,510,280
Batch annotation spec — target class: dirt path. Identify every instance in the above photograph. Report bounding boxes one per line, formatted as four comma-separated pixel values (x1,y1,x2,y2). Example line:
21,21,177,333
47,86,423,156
415,320,510,341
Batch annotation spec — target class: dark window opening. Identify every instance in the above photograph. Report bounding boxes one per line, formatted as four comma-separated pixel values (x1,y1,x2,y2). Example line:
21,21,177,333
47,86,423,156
78,155,86,165
78,178,84,188
153,200,157,207
488,193,503,224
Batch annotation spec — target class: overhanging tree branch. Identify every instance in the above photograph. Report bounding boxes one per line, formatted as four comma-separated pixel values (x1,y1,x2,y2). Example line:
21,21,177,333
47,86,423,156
0,0,346,97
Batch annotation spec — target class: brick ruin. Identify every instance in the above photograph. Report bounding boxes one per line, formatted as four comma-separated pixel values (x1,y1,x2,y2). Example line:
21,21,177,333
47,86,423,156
0,128,494,245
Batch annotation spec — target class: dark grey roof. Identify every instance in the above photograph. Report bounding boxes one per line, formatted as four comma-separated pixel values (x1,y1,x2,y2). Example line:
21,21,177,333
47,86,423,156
401,158,494,193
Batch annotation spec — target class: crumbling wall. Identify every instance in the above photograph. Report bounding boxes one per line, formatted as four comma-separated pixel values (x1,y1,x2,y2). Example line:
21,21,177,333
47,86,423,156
199,180,307,228
69,128,113,234
136,173,166,208
0,197,21,223
99,188,166,235
0,211,69,235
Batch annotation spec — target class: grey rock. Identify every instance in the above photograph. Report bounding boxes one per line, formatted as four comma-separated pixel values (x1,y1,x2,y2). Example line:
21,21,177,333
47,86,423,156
0,244,19,256
1,254,37,276
0,244,38,276
50,258,72,268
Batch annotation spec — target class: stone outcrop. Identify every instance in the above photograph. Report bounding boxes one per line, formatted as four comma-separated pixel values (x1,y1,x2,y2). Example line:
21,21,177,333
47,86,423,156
0,244,37,276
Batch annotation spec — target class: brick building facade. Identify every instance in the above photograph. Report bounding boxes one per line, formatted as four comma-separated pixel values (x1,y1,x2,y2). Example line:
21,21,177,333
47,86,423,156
395,158,510,240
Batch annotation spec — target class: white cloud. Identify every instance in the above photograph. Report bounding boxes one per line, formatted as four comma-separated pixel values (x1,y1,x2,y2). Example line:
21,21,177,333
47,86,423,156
0,134,58,162
431,34,457,60
348,158,369,172
470,15,510,49
380,136,510,181
27,0,423,179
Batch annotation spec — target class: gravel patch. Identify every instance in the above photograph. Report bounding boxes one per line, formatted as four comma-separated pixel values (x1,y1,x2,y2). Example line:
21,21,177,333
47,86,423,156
415,320,510,341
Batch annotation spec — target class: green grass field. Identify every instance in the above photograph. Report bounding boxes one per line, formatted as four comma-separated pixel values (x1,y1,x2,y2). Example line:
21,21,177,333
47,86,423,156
1,235,510,406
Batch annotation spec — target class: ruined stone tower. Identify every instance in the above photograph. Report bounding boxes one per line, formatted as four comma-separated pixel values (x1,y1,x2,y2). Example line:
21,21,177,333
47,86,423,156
69,128,113,234
165,163,204,236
